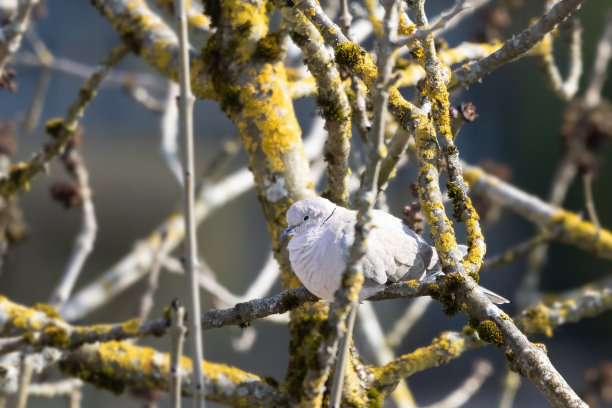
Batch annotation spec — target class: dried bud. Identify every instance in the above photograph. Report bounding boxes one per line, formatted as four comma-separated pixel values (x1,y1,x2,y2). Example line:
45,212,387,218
450,102,478,140
0,69,17,92
459,102,479,122
33,0,47,19
50,183,82,209
128,387,166,404
403,202,424,235
486,7,511,29
409,181,419,199
0,122,17,157
560,99,612,176
582,362,612,406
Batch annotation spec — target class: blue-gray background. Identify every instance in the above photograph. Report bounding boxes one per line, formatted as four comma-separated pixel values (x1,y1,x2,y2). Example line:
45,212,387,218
0,0,611,407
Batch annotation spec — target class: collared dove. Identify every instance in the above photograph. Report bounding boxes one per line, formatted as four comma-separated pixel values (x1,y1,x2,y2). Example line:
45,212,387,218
281,196,508,304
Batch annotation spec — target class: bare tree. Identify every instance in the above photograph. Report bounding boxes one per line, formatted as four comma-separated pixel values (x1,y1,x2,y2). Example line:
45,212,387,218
0,0,611,407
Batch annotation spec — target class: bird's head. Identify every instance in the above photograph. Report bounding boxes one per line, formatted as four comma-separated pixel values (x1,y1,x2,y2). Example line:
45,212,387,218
280,197,337,240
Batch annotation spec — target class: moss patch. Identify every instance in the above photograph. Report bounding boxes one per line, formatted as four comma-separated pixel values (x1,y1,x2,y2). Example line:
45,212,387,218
477,320,504,347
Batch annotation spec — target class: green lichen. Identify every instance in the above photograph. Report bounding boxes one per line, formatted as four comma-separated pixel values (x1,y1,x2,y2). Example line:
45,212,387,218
427,283,441,300
289,30,309,47
201,35,244,113
45,118,65,139
445,181,464,220
254,32,282,61
162,305,172,322
334,42,362,69
33,303,61,319
476,320,504,347
263,375,279,387
468,316,479,329
439,273,467,316
44,325,71,349
468,271,480,283
286,305,327,399
505,348,515,363
22,331,37,344
264,0,275,13
367,387,383,408
202,0,222,27
59,358,125,395
316,95,345,122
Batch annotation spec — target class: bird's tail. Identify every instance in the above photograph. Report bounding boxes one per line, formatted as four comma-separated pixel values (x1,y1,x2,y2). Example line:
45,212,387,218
477,285,509,304
427,245,509,304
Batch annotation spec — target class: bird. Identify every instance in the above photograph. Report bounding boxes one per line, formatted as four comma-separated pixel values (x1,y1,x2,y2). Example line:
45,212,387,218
280,196,508,304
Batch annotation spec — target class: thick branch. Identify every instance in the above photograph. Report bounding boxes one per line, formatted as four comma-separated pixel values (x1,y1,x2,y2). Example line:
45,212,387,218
58,341,286,406
1,283,433,354
450,0,586,90
463,162,612,259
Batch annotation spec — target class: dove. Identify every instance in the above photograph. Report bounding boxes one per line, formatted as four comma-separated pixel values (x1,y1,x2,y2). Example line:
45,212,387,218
280,196,508,304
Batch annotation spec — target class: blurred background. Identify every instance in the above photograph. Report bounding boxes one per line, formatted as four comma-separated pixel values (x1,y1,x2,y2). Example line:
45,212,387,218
0,0,611,407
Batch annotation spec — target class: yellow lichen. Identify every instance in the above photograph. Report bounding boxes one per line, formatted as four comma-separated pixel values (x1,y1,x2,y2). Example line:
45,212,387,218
121,319,141,335
551,210,612,253
521,304,553,337
240,63,302,173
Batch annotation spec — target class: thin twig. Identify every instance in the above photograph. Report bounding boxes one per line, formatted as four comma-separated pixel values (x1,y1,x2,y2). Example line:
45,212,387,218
201,136,241,183
582,172,601,231
498,370,521,408
13,53,164,92
169,300,187,408
127,82,166,112
174,0,205,404
421,360,493,408
16,353,33,408
329,304,358,407
357,303,416,408
385,297,432,348
26,379,82,398
394,0,473,47
138,231,169,321
338,0,371,141
161,80,183,186
584,12,612,108
68,386,82,408
539,18,583,100
23,29,53,133
49,148,98,309
481,229,559,271
0,0,36,74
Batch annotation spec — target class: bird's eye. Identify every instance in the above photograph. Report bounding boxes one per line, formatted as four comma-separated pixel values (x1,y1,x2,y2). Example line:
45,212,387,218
303,216,309,221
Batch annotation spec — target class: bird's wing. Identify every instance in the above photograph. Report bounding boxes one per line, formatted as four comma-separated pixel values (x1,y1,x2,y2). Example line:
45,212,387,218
364,211,421,284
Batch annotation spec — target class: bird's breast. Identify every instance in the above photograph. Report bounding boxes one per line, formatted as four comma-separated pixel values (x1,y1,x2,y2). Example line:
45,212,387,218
287,229,346,301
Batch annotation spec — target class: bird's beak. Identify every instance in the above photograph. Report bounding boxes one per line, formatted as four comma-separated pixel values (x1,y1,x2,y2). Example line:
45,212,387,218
280,225,295,240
